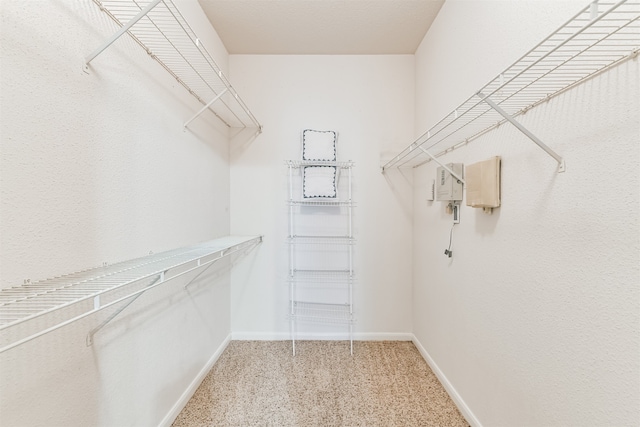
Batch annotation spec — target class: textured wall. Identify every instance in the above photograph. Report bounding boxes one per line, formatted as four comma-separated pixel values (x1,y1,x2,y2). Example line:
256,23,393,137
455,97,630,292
0,0,231,290
228,55,415,339
0,0,236,425
412,1,640,426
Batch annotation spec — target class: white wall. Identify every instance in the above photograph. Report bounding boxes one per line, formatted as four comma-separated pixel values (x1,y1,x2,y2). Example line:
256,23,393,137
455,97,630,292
228,55,415,339
412,1,640,426
0,1,237,425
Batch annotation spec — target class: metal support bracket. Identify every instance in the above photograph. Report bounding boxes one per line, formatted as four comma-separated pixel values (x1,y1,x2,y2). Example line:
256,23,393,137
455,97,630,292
416,145,466,185
183,88,229,129
183,251,225,290
86,272,164,346
477,92,566,173
84,0,163,69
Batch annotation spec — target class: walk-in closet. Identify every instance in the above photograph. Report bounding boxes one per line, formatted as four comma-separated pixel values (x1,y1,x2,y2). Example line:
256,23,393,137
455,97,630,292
1,0,638,426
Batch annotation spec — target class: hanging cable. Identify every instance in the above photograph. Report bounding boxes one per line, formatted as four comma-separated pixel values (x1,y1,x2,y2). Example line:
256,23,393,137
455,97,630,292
444,222,456,258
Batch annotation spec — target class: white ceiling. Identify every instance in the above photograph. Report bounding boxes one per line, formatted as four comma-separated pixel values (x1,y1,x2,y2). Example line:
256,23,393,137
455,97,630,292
197,0,445,54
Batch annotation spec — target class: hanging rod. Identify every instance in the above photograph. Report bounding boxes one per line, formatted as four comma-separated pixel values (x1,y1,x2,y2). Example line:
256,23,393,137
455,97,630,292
0,235,262,353
85,0,262,131
381,0,639,173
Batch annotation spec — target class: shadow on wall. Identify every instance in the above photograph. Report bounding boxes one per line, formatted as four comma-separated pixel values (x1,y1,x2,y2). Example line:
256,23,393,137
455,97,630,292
183,112,233,146
381,166,413,221
473,206,501,235
229,127,263,161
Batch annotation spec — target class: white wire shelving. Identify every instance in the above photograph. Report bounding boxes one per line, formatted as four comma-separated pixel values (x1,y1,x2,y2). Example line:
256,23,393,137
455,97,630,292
0,235,262,353
287,160,354,168
286,161,356,207
287,270,353,288
85,0,262,131
289,200,354,207
287,160,355,355
291,302,354,324
382,0,640,174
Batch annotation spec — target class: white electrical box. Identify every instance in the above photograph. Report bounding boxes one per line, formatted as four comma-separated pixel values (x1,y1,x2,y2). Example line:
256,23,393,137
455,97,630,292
436,163,464,201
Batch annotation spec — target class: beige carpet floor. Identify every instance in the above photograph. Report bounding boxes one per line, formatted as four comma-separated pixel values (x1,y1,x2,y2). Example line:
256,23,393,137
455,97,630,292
172,340,469,427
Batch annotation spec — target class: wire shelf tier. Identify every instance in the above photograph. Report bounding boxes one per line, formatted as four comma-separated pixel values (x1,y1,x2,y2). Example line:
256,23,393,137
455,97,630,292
0,235,262,352
288,200,354,207
290,301,354,324
290,269,353,278
286,160,355,169
382,0,640,171
88,0,261,130
288,236,355,244
288,271,353,290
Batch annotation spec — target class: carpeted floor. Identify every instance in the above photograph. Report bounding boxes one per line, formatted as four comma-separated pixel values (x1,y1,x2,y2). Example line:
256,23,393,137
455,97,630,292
172,340,469,427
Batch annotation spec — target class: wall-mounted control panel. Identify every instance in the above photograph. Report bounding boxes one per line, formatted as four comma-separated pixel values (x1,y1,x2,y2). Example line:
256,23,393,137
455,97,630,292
436,163,464,201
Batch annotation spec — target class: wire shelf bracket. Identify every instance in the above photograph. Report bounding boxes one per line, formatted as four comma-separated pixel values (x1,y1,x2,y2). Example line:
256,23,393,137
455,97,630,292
416,145,467,183
381,0,639,174
84,0,262,132
183,88,229,129
477,91,566,173
84,0,162,67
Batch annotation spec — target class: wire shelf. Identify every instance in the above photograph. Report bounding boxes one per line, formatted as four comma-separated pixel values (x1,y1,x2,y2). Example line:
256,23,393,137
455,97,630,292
88,0,261,130
382,0,640,171
0,235,262,352
288,236,355,244
288,271,353,291
290,301,354,324
286,160,355,169
288,199,354,207
289,269,353,279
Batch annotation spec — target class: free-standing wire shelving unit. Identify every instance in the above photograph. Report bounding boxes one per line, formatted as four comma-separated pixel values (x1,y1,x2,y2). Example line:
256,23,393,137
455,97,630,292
0,236,262,354
86,0,262,131
287,160,355,355
382,0,639,174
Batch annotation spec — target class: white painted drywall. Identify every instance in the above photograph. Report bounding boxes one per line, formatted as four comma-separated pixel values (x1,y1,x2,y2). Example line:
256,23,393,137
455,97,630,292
228,55,415,339
0,1,238,425
412,1,640,426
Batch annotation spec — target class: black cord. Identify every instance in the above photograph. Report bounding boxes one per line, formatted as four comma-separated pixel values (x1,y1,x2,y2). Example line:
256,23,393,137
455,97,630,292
444,223,455,257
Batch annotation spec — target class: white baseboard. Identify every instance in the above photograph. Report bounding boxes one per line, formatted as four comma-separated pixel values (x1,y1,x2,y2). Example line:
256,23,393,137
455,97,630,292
231,331,290,340
353,332,413,341
231,331,413,341
159,333,232,427
411,335,482,427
